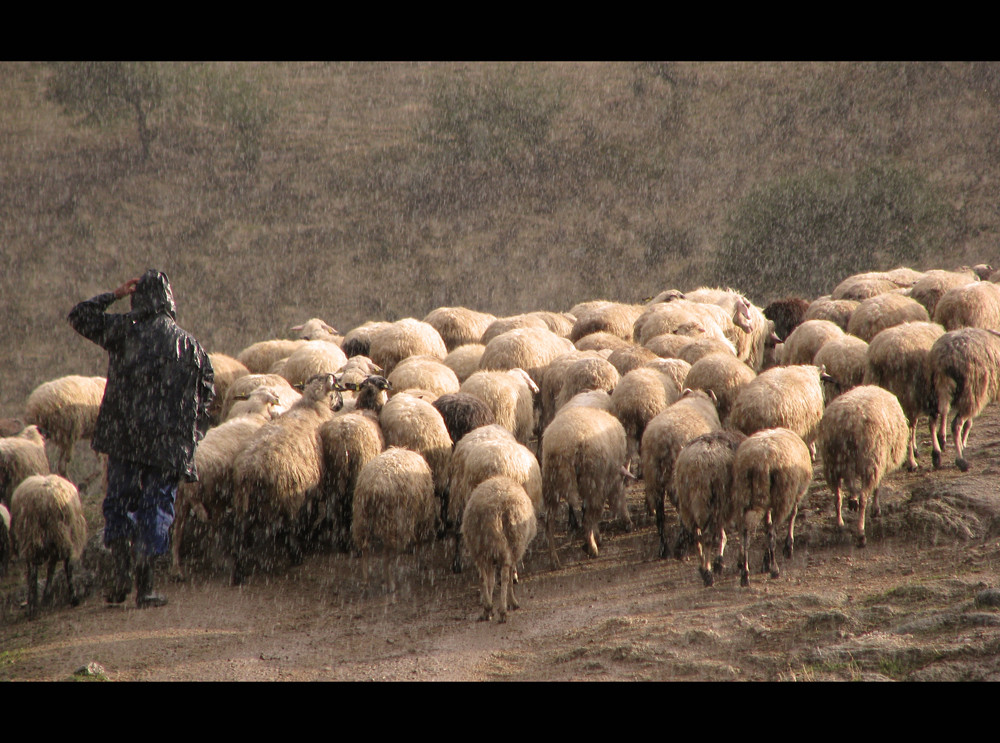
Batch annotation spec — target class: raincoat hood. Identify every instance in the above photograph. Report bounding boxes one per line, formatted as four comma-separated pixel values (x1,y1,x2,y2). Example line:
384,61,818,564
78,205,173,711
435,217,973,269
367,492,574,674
131,269,177,320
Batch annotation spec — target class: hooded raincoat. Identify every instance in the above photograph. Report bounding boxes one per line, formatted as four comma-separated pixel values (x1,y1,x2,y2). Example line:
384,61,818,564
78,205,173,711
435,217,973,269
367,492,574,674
68,270,215,481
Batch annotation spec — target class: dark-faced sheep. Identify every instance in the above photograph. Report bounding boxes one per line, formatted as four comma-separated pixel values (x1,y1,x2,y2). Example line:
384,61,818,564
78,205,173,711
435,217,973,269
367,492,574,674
818,385,908,546
462,476,538,623
731,428,813,586
24,375,105,479
541,406,632,567
927,328,1000,471
341,321,392,359
352,447,438,593
432,393,497,448
10,474,87,618
763,298,810,343
673,430,747,586
864,321,945,470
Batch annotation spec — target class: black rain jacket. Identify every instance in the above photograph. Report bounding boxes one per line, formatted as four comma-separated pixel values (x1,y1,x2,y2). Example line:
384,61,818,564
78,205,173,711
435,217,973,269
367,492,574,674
68,270,215,481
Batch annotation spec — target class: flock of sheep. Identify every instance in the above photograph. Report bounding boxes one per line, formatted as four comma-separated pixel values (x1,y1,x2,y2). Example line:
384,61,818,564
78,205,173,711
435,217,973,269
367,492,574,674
3,262,1000,622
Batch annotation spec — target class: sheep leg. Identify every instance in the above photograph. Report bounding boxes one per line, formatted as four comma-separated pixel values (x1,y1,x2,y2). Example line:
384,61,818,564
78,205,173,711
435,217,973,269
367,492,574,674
582,503,600,558
655,494,669,558
784,502,799,559
953,414,971,471
65,558,79,606
498,565,512,623
25,561,39,619
41,556,57,606
856,488,869,548
478,564,495,621
961,418,973,448
765,510,780,579
833,482,845,528
672,524,694,561
740,522,751,587
612,485,634,533
871,487,881,519
696,530,713,587
932,397,951,469
451,532,464,574
712,527,726,574
170,498,189,581
906,422,919,472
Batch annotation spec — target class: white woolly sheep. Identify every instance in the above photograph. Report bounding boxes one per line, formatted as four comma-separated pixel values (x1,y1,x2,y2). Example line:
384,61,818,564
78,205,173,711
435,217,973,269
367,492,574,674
908,269,978,318
831,272,901,301
480,314,552,345
927,327,1000,471
279,340,350,389
644,358,692,394
479,326,575,385
221,373,301,421
558,389,614,413
352,447,438,593
673,429,747,586
528,310,576,338
207,353,251,424
640,389,721,558
864,321,945,470
818,385,908,546
442,343,486,383
610,367,682,476
553,356,620,413
236,338,304,374
683,351,756,425
291,317,341,343
606,345,660,376
803,296,859,332
730,428,813,586
341,321,392,359
570,302,646,343
683,287,772,371
446,423,542,573
230,373,343,584
933,281,1000,331
542,405,632,567
574,331,632,353
386,355,461,398
24,375,105,478
537,350,607,437
368,318,448,375
423,306,497,351
729,365,825,452
1,424,51,507
847,292,930,343
634,299,735,348
462,475,538,623
779,320,845,366
378,391,453,499
10,474,87,619
814,335,869,403
171,386,282,579
460,368,539,448
644,332,706,360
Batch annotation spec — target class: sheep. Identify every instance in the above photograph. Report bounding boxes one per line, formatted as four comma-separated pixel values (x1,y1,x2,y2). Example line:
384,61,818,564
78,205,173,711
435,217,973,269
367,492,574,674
351,447,438,593
558,389,614,413
422,306,497,351
610,367,682,476
570,302,645,343
9,474,87,618
634,299,735,348
730,428,813,586
460,368,539,448
462,476,538,623
883,266,927,287
803,296,859,333
553,357,620,413
574,331,632,353
683,287,772,371
334,355,384,390
542,405,632,567
315,406,385,553
378,391,453,500
220,373,301,421
481,314,552,345
537,350,607,437
676,337,741,366
446,424,542,572
847,292,930,343
207,354,251,424
432,393,497,448
818,385,908,546
644,358,692,396
933,281,1000,331
643,332,702,360
236,338,304,374
230,373,343,585
171,386,282,579
291,317,341,343
607,345,660,377
279,340,350,389
927,328,1000,472
640,389,721,558
729,365,825,454
864,321,945,470
909,269,979,318
763,297,810,343
673,429,747,586
528,311,576,338
341,321,392,359
814,335,869,403
779,319,845,366
683,351,756,425
368,318,448,375
831,272,901,301
1,425,51,507
442,343,486,383
23,375,105,478
386,355,461,398
479,326,575,385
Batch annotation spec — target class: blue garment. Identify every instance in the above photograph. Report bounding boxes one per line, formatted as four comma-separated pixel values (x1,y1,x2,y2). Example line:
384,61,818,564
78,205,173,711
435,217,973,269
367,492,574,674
104,457,178,556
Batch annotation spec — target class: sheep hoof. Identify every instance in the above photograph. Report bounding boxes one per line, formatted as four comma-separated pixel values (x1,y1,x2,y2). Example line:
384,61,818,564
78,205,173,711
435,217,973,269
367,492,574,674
956,457,970,472
856,533,867,548
497,613,507,624
769,568,780,580
699,567,714,587
712,557,724,574
740,571,750,587
932,450,942,469
478,610,492,622
906,460,920,473
783,541,794,560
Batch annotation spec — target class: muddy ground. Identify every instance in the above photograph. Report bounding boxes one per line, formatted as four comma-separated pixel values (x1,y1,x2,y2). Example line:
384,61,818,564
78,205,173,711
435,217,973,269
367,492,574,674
3,408,1000,682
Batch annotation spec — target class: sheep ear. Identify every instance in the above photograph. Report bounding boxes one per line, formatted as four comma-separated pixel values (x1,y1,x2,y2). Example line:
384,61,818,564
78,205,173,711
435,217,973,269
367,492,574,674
323,322,338,335
290,324,304,332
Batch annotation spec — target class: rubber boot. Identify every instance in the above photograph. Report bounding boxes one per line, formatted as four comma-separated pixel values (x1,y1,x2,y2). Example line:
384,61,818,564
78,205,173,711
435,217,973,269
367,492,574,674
105,538,133,605
135,554,168,608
